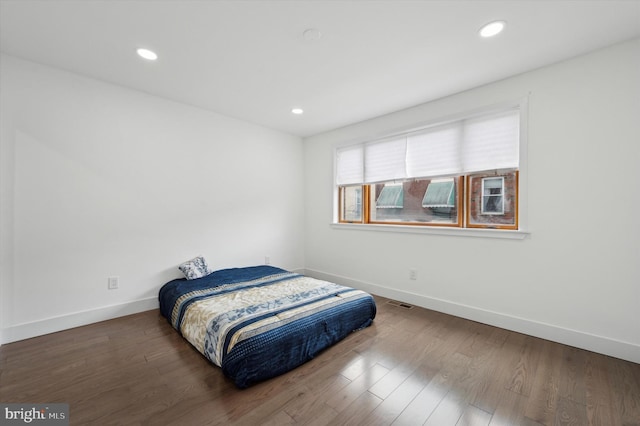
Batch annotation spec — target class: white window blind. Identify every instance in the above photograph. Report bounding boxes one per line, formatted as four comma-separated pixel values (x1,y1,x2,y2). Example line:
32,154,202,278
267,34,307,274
364,137,407,183
336,144,363,185
336,107,519,185
406,123,462,178
462,110,519,173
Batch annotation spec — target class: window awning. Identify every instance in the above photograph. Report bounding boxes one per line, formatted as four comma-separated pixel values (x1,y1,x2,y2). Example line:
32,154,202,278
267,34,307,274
422,180,455,208
376,185,403,208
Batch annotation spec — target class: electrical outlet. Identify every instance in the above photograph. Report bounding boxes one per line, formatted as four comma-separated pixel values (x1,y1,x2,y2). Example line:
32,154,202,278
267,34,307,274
108,276,119,290
409,268,417,280
265,256,270,265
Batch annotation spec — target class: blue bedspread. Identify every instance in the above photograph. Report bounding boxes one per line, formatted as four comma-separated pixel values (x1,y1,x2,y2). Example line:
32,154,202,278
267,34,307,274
159,265,376,388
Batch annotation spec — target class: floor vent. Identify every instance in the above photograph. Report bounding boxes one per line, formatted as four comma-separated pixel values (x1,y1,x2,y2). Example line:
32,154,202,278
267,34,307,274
386,300,414,309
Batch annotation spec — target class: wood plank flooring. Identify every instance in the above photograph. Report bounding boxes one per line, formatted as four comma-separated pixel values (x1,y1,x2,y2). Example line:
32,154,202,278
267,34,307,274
1,295,639,425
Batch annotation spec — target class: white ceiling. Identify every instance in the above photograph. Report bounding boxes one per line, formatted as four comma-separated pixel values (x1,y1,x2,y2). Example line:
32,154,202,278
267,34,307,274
1,1,639,137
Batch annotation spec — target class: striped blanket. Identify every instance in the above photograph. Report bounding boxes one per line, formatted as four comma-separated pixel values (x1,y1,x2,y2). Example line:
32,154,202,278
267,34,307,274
159,266,376,388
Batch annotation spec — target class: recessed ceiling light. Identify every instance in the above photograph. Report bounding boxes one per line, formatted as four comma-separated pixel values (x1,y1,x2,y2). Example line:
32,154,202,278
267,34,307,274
136,48,158,61
479,21,506,38
291,108,304,115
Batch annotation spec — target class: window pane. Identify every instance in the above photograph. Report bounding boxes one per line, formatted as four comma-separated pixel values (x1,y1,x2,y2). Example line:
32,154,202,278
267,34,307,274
483,177,503,192
340,185,362,222
481,177,504,214
369,178,460,225
468,171,517,228
482,195,503,214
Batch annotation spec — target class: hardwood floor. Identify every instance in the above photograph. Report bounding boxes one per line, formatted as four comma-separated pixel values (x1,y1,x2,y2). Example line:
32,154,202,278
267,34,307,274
1,295,639,425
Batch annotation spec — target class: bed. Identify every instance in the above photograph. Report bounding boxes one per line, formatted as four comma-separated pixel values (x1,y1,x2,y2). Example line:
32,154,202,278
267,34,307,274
158,265,376,388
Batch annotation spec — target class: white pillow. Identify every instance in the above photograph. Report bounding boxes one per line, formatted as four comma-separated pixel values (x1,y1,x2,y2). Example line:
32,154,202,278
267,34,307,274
178,256,212,280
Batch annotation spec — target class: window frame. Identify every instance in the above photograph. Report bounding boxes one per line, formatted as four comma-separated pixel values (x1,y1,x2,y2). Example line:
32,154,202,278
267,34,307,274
333,98,528,236
466,171,519,230
338,185,370,224
367,176,463,227
481,176,505,215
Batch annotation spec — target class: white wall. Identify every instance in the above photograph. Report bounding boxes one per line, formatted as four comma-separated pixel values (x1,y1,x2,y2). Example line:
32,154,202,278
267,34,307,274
303,39,640,363
0,54,305,343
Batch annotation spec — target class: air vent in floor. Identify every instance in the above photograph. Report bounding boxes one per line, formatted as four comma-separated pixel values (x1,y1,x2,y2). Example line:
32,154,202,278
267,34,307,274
386,300,414,309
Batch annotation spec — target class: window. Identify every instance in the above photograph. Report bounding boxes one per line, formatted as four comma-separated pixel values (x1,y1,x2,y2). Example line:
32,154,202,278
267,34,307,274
467,171,518,229
339,185,364,222
482,177,504,214
336,106,521,230
367,178,462,225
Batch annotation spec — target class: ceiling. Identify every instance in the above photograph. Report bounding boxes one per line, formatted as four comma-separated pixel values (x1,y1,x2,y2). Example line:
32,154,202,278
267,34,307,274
1,1,639,137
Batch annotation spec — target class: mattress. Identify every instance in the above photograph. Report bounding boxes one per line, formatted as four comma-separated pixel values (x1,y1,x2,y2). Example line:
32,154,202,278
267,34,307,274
158,265,376,388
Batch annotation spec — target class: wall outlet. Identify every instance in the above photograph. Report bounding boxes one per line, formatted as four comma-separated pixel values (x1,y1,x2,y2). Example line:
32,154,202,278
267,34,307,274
265,256,270,265
409,268,417,280
108,276,119,290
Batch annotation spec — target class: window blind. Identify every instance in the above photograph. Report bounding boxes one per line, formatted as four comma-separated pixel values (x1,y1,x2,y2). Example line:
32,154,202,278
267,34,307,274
462,110,519,173
406,123,462,178
336,144,363,185
364,137,407,183
336,108,519,185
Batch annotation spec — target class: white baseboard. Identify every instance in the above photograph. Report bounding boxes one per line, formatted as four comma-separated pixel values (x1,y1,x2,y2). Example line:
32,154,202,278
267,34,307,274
305,268,640,364
1,297,158,344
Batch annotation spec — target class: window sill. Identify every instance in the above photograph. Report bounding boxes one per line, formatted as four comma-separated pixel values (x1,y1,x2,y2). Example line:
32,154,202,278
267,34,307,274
330,223,529,240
